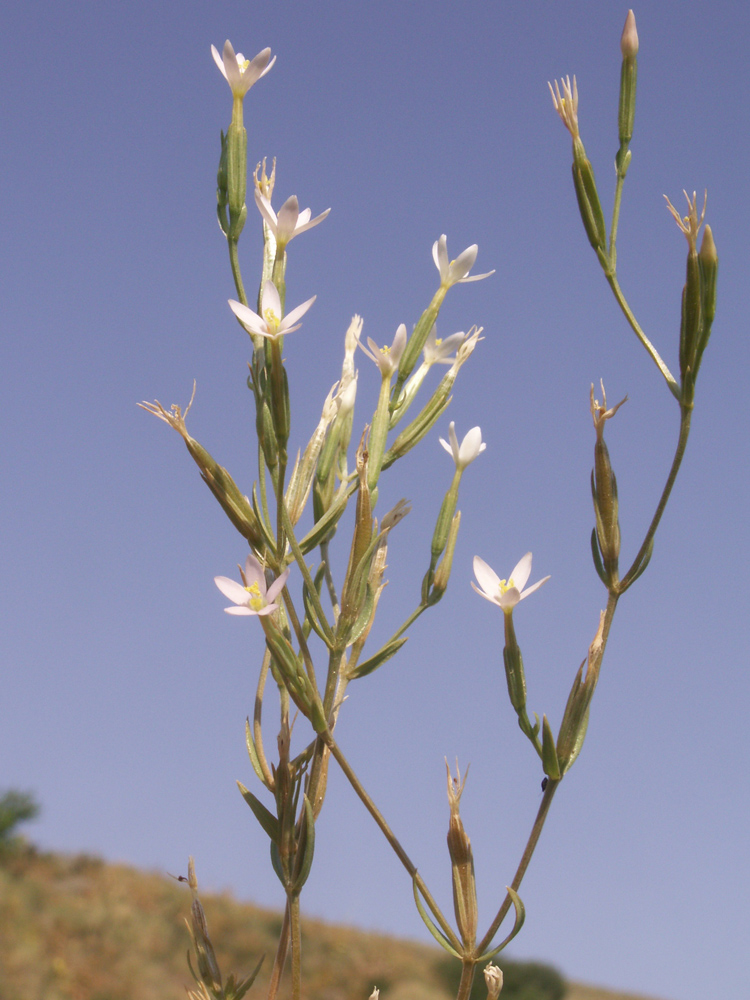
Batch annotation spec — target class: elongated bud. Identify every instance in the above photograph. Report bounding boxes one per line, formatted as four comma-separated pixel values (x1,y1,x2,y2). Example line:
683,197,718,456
484,964,504,1000
226,121,247,240
557,612,605,774
392,285,448,403
617,11,638,173
339,434,373,635
695,224,718,375
446,760,478,949
427,510,461,605
216,130,229,235
621,9,639,56
502,611,528,716
590,383,626,588
186,858,223,993
572,139,607,255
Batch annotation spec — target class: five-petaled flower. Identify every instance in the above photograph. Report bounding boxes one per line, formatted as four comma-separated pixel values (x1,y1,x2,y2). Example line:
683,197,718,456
440,422,486,470
432,235,494,288
471,553,549,613
215,554,289,616
357,323,408,378
255,191,330,251
211,40,275,98
229,280,316,341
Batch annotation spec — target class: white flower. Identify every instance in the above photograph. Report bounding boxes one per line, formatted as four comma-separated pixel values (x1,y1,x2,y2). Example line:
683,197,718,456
439,421,486,470
255,190,330,250
358,323,408,377
214,554,289,616
471,553,549,612
432,235,494,288
229,281,315,341
423,326,468,365
211,40,275,98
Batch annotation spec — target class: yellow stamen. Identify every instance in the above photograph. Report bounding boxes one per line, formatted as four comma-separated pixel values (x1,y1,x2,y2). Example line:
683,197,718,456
244,581,265,611
498,577,515,596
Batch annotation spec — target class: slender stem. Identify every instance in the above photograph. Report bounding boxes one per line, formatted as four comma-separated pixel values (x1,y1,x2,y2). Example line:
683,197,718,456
228,238,248,306
608,171,626,269
620,406,692,591
603,271,680,399
282,585,319,693
258,441,274,540
320,539,341,622
281,502,335,643
476,778,560,955
322,728,461,950
289,892,302,1000
265,898,290,1000
456,959,477,1000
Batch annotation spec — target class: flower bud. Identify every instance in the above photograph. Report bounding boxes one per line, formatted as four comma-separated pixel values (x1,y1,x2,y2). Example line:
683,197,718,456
590,383,626,587
226,121,247,240
427,510,461,605
617,11,638,164
572,139,607,255
484,964,504,1000
695,224,718,376
446,761,478,949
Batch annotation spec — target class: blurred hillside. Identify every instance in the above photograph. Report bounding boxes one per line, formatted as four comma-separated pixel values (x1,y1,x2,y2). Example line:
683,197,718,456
0,847,663,1000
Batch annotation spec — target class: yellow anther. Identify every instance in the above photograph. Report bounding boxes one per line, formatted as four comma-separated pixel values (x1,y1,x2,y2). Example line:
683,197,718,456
380,345,391,355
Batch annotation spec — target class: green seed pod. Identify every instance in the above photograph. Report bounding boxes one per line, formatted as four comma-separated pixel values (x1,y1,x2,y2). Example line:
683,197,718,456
446,762,478,949
617,12,638,150
695,224,718,375
392,285,447,402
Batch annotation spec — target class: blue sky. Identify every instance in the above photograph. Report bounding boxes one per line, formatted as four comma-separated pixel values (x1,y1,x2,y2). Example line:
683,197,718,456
2,3,748,999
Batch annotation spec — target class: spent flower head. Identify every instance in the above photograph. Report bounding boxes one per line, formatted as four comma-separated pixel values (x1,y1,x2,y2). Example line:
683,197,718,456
472,552,549,613
255,190,330,251
358,323,408,378
548,75,579,139
590,380,627,441
439,421,486,471
214,553,289,616
211,40,275,98
432,235,494,288
229,280,316,340
664,190,707,252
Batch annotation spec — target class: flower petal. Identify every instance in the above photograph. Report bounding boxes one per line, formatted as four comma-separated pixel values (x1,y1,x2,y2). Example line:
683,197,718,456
448,244,478,284
458,426,484,466
243,554,267,594
211,44,229,81
265,567,290,605
254,190,278,230
229,299,266,336
472,556,501,600
509,552,533,593
281,294,316,331
471,580,500,606
432,235,449,281
275,195,300,244
520,576,550,601
214,575,250,605
225,605,255,615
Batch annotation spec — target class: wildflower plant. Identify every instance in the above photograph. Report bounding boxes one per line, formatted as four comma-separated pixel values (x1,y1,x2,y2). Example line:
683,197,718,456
142,12,718,1000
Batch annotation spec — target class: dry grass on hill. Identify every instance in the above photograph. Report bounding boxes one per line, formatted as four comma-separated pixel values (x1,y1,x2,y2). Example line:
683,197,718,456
0,847,664,1000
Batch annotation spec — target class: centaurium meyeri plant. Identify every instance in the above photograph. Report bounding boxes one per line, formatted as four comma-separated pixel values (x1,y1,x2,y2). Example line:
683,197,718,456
141,12,718,1000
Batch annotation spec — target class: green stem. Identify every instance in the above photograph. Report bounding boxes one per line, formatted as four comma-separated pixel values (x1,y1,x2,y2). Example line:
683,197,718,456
455,959,477,1000
620,405,692,591
281,502,335,644
289,892,302,1000
265,898,290,1000
322,728,462,952
476,778,560,955
228,238,248,306
253,649,275,789
603,271,680,399
282,585,319,694
608,171,626,269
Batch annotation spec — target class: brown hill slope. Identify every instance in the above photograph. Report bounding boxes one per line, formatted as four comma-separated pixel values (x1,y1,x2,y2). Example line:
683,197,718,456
0,848,663,1000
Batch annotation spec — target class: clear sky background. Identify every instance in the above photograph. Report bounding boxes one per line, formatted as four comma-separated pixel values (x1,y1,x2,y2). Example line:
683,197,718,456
2,3,748,999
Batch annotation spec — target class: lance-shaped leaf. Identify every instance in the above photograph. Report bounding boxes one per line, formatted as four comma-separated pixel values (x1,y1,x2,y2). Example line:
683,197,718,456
237,781,280,843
